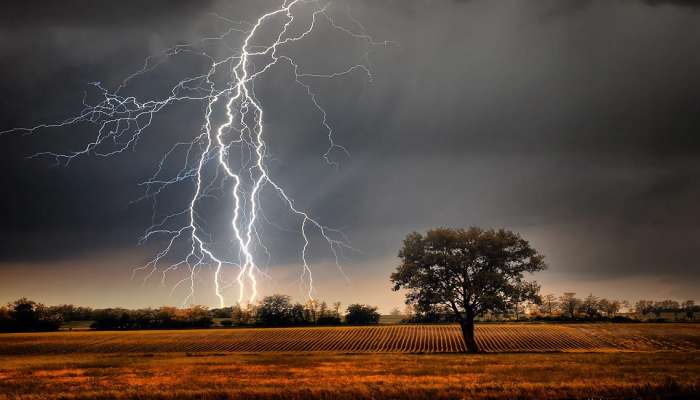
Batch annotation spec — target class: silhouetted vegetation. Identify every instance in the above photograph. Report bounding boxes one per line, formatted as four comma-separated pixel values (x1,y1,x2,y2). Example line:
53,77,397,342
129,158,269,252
2,291,696,333
403,304,459,323
230,295,344,327
392,227,547,352
90,306,213,330
401,292,699,324
0,298,62,332
345,304,381,324
48,304,94,322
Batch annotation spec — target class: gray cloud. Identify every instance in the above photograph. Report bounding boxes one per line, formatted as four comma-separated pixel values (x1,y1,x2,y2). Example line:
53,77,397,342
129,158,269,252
1,0,699,305
642,0,700,8
0,1,216,28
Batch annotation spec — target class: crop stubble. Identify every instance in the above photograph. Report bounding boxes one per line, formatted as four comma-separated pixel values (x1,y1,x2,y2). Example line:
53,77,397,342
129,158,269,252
0,323,697,355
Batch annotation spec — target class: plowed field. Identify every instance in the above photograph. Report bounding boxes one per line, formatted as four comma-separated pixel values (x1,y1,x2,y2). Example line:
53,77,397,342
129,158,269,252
1,323,697,355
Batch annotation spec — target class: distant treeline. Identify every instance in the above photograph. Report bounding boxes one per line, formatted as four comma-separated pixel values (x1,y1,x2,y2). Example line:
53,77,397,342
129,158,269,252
407,293,699,323
210,295,380,327
89,306,213,330
2,293,697,332
0,295,380,332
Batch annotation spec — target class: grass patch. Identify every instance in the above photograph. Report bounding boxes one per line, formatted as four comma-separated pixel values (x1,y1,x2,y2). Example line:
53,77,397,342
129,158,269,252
0,352,697,399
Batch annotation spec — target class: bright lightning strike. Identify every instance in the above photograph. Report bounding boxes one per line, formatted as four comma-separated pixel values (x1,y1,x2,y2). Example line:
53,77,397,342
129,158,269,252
3,1,389,307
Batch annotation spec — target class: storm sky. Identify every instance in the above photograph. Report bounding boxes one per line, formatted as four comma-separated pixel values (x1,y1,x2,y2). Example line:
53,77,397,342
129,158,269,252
1,0,699,311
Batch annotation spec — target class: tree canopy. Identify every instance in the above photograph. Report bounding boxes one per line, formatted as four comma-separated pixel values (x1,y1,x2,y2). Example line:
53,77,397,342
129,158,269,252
345,304,381,325
391,227,546,351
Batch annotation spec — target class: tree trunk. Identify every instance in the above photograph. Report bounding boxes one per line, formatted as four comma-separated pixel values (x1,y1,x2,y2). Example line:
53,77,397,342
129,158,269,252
459,313,479,353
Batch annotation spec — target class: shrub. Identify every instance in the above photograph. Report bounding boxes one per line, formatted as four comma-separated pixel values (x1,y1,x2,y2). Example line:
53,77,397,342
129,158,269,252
317,315,341,325
345,304,380,325
0,298,62,332
257,295,294,326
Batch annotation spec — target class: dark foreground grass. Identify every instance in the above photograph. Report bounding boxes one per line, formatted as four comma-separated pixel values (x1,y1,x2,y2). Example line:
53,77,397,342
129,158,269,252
0,352,698,399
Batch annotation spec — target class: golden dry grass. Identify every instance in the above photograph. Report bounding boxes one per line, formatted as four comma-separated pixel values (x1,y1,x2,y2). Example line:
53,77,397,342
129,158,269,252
1,323,698,354
1,324,698,399
0,352,698,399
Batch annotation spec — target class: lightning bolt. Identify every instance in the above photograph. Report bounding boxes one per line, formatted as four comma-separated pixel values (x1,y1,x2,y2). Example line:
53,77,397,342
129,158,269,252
2,1,388,307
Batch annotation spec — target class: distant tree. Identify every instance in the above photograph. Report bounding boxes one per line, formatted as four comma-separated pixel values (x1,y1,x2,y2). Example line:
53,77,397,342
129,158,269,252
539,294,558,316
559,293,581,318
10,298,39,327
655,300,681,320
181,305,213,327
510,286,538,321
257,295,294,326
655,300,680,310
345,304,380,325
157,307,178,326
316,313,341,325
332,302,342,316
682,300,696,320
90,306,212,330
523,302,537,318
90,308,131,330
581,294,600,319
635,300,655,317
236,298,343,327
231,304,256,326
2,298,62,332
598,299,621,317
408,304,459,323
210,307,233,319
126,309,145,329
0,305,11,331
48,304,93,322
620,300,631,314
389,307,401,316
304,299,320,324
290,303,307,324
316,301,341,325
391,227,546,352
319,301,329,316
35,306,63,330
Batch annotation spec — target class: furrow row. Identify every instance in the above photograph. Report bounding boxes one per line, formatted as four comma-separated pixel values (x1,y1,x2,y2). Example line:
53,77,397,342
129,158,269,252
2,324,690,354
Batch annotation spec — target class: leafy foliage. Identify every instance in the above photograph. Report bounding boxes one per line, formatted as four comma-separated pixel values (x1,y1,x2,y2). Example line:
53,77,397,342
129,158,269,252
245,295,343,326
345,304,381,324
557,293,581,318
0,298,63,332
392,228,546,317
392,227,546,351
90,306,213,330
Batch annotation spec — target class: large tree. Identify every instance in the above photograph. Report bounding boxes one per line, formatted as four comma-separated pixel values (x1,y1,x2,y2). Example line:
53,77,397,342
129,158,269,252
391,227,546,352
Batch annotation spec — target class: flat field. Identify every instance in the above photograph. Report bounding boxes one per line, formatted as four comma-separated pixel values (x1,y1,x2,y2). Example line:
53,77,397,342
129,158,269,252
1,323,698,354
1,324,698,399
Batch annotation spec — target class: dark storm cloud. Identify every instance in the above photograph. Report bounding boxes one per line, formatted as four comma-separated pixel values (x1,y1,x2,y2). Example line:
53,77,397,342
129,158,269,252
0,1,216,28
1,0,699,302
642,0,700,8
535,0,700,17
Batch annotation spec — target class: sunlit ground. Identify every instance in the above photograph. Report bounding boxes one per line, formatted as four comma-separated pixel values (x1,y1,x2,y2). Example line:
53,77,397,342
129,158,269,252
1,352,698,399
1,324,699,399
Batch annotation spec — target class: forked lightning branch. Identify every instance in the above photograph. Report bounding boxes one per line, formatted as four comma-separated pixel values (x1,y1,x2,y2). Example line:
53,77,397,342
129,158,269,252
4,1,388,307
